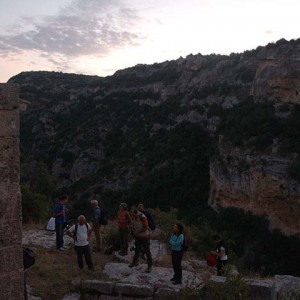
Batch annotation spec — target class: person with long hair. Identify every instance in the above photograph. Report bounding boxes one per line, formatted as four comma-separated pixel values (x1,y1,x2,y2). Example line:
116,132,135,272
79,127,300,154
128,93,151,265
169,223,184,285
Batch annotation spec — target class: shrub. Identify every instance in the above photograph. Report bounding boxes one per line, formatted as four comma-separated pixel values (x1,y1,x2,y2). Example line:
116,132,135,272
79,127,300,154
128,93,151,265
21,185,50,223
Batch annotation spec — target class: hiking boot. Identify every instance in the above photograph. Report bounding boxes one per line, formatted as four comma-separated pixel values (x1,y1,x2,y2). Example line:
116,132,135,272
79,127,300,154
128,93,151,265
58,247,65,251
172,281,182,285
145,266,152,273
128,262,138,268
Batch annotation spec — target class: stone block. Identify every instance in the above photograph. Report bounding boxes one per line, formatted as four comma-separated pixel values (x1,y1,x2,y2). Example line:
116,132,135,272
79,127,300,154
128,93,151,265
99,296,137,300
154,287,178,300
0,184,22,244
114,283,153,297
0,246,23,272
0,137,20,182
275,275,300,299
81,280,114,295
70,278,82,292
61,292,81,300
0,110,19,137
247,279,275,300
0,83,20,110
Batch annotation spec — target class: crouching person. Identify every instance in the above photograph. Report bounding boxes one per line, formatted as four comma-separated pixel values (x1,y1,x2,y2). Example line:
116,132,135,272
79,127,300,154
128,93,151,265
66,215,94,270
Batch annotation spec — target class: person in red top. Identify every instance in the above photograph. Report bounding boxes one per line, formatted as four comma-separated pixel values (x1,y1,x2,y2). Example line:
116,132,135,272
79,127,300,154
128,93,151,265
129,209,152,273
116,203,131,256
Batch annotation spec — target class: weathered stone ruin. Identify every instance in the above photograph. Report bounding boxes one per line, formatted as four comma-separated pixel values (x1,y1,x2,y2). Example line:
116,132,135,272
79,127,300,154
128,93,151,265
0,83,24,299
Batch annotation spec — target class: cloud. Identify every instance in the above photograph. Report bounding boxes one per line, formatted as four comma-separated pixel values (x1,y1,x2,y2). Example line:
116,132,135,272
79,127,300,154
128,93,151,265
0,0,144,65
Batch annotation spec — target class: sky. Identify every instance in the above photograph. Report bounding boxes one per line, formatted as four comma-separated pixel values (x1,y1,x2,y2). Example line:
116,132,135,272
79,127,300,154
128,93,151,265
0,0,300,83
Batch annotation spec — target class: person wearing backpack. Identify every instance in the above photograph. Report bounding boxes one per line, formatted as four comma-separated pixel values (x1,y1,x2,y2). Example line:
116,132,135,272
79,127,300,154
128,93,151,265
211,234,228,276
137,203,156,260
53,194,68,251
169,223,184,285
129,209,153,273
66,215,94,270
90,199,102,252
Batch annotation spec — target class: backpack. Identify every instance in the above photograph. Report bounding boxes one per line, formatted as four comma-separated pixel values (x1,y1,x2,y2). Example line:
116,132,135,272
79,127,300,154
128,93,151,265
142,210,156,231
182,235,189,252
207,252,218,266
99,208,108,225
23,247,35,269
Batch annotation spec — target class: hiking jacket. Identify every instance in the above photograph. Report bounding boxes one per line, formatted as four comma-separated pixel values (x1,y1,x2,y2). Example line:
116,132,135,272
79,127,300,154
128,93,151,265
117,210,131,228
170,233,184,251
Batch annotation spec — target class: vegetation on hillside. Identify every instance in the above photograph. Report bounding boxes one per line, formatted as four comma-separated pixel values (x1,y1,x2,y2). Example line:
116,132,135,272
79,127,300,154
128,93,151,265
14,50,300,279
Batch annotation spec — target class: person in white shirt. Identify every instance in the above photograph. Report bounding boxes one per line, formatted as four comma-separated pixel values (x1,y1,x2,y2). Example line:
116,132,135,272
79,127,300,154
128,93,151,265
66,215,94,270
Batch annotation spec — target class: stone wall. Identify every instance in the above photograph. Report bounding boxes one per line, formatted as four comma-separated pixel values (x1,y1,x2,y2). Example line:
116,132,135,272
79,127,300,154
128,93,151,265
0,83,24,299
69,277,278,300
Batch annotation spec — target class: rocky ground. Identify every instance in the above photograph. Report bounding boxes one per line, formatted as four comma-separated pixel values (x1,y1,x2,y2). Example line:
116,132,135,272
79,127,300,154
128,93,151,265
23,228,210,300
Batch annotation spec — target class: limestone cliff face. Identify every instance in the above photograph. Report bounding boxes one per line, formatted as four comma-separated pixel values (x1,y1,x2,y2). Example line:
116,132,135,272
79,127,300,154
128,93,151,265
209,136,300,236
251,39,300,104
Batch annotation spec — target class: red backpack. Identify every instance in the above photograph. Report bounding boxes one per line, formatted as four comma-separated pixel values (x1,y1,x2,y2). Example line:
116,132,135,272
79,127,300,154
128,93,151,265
207,252,218,266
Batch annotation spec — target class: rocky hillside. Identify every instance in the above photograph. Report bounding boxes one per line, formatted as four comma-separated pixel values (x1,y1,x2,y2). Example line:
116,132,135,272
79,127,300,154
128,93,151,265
9,38,300,236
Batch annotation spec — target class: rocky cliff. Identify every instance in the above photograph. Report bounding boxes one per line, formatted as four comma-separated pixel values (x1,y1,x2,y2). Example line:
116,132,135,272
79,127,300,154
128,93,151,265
209,136,300,236
8,38,300,236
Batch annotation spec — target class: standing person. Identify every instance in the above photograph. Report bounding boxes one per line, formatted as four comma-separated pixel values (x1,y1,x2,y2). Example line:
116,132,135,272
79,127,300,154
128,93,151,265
117,203,131,256
169,223,184,285
211,234,228,276
53,194,68,251
137,203,156,260
66,215,94,270
129,210,152,273
90,199,102,252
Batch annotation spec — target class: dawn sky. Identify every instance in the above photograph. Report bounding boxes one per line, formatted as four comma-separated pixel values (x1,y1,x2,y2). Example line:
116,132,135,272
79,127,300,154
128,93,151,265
0,0,299,82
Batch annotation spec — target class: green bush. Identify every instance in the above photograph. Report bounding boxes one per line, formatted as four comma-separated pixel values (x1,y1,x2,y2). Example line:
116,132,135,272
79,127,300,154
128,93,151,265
21,185,50,223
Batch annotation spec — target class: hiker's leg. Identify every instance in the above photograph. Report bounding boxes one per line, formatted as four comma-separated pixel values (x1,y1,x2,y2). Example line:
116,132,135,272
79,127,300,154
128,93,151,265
119,227,129,254
219,260,227,276
55,222,63,249
142,239,152,267
217,260,225,276
171,250,176,277
93,221,101,251
132,238,141,264
119,227,125,252
177,251,183,282
123,227,129,253
76,246,84,269
172,251,182,281
83,245,94,269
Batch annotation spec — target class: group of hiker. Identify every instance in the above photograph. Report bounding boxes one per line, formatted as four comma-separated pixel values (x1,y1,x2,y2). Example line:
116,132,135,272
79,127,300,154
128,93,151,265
52,194,229,284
